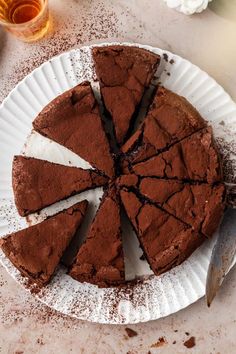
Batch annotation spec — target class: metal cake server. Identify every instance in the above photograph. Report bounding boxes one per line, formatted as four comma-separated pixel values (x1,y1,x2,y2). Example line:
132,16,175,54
206,183,236,306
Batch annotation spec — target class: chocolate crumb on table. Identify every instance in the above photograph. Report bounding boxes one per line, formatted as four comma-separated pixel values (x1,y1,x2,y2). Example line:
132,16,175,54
170,58,175,64
185,331,190,336
125,327,138,338
151,336,167,348
173,340,176,344
184,336,196,349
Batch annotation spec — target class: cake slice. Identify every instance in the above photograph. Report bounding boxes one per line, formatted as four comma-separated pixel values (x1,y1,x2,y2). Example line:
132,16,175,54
121,86,206,169
92,45,160,145
118,175,225,238
12,156,108,216
13,155,108,216
119,188,204,275
33,81,114,178
1,200,88,286
129,127,222,183
69,186,125,287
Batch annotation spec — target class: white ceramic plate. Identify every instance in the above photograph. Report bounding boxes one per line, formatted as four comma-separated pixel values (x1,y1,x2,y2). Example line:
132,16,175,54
0,43,236,324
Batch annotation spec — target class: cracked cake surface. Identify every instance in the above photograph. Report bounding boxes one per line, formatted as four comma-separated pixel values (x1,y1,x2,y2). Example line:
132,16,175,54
119,188,205,275
117,175,225,238
33,81,115,178
121,86,207,169
13,156,108,216
1,201,88,286
69,185,125,287
92,45,160,145
5,46,226,288
126,127,222,183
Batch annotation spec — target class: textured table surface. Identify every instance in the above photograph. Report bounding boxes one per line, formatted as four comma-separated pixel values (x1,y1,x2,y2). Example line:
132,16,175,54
0,1,236,353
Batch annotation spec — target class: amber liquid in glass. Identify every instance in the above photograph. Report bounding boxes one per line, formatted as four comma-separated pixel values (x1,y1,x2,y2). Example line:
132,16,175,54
0,0,49,42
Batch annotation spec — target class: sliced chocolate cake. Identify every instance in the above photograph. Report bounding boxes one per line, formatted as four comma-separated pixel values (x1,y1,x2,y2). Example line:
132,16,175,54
92,45,160,145
69,186,125,287
128,127,222,183
1,201,88,286
117,175,225,238
121,86,207,170
119,188,204,275
13,155,108,216
33,81,115,178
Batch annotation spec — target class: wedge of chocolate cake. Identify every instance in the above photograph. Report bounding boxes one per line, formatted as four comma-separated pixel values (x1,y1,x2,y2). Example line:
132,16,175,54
1,201,88,286
93,45,160,145
121,86,206,170
33,81,114,178
13,155,108,216
69,186,125,287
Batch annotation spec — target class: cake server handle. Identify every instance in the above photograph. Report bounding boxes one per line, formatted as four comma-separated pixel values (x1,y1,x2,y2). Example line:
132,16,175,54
206,207,236,307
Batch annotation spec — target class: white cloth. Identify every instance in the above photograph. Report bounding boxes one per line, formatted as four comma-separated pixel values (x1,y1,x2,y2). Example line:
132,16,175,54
163,0,212,15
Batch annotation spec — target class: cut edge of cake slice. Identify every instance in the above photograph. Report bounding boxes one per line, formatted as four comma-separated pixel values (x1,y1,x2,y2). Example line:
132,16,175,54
33,81,115,178
92,45,160,146
119,186,205,276
1,200,88,287
121,86,207,169
13,155,108,216
69,185,125,287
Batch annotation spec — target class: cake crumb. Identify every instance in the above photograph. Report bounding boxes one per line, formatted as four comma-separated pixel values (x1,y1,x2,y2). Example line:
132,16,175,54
140,254,145,261
185,331,190,336
219,120,225,126
163,53,169,62
170,59,175,64
125,327,138,338
184,336,196,348
151,337,167,348
173,340,176,344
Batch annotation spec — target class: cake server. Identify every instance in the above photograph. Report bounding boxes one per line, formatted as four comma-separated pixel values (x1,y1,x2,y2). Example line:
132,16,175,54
206,183,236,306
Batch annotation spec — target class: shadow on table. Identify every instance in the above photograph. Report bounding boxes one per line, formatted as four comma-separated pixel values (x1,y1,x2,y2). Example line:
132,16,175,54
209,0,236,22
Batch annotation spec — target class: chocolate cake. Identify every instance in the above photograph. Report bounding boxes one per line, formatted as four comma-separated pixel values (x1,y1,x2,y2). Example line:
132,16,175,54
117,175,225,238
69,186,125,287
92,45,160,145
1,201,88,286
119,188,205,275
9,45,226,287
121,86,207,169
128,127,222,183
13,155,108,216
33,81,115,178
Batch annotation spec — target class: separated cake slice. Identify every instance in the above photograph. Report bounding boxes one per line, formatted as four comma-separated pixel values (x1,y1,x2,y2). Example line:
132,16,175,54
92,45,160,145
121,86,206,169
13,155,108,216
118,175,225,238
1,200,88,286
119,188,204,276
129,127,222,183
33,81,115,178
69,186,125,287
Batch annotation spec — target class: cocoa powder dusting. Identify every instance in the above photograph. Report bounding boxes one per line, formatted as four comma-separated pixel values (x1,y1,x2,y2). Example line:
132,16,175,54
0,2,122,103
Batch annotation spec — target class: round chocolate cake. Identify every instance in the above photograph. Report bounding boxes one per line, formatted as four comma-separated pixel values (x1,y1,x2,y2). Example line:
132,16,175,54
1,45,225,288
